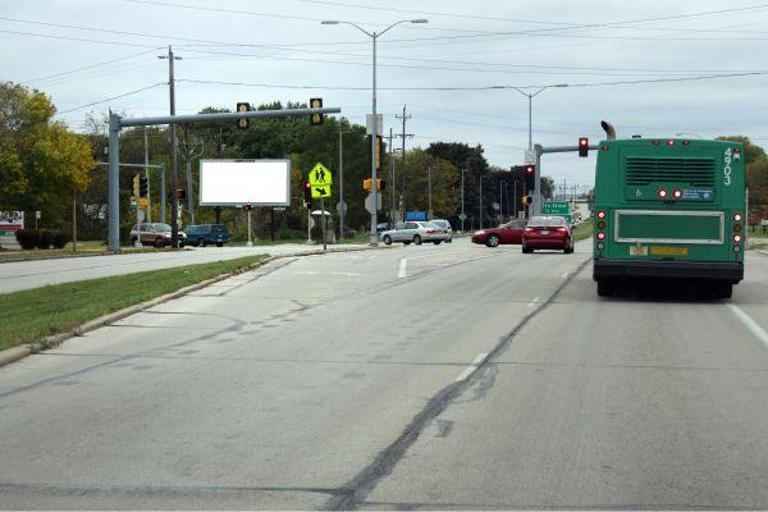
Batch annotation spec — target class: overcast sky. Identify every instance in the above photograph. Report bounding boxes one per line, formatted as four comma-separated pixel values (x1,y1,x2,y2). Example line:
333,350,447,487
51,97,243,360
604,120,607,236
3,0,768,190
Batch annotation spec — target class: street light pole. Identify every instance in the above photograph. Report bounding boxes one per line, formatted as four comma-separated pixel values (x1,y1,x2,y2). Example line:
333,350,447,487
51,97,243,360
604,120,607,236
322,18,428,245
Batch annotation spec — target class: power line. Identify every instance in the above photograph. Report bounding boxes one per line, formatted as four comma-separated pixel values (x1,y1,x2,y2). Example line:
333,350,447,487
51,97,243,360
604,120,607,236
0,29,160,48
24,49,158,85
177,71,768,92
56,82,166,115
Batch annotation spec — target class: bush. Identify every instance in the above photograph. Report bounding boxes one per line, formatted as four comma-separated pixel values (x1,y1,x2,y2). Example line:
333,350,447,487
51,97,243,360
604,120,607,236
36,230,53,250
15,229,40,250
51,231,69,249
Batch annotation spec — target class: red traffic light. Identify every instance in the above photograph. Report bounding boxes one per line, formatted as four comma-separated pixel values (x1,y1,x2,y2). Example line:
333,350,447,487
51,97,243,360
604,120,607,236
578,137,589,157
525,164,535,175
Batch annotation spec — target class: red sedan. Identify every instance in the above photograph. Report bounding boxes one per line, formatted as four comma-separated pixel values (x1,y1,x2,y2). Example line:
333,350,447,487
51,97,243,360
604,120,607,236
522,215,573,254
471,219,527,247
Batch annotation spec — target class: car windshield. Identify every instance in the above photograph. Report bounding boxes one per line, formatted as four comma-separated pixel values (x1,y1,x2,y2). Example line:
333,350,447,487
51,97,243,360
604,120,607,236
153,223,172,231
528,216,566,227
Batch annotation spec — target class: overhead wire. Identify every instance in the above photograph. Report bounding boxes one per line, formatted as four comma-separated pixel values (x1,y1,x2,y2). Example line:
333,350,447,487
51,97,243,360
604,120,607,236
56,82,166,115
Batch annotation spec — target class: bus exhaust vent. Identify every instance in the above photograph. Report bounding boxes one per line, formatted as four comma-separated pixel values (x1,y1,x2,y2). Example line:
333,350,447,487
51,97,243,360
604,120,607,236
625,157,715,187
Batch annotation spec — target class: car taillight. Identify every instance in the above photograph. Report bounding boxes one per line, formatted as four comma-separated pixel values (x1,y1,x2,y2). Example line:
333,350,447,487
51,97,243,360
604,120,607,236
557,227,567,233
524,227,534,232
426,229,435,234
597,210,606,219
597,232,606,240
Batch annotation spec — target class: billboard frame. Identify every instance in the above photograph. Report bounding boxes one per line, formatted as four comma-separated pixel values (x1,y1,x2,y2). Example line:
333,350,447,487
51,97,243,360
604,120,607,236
199,158,291,207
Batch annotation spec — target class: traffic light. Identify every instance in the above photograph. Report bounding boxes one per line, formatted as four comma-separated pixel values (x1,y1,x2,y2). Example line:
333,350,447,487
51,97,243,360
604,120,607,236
237,102,250,130
579,137,589,157
132,174,140,197
523,164,536,190
310,97,323,125
139,175,148,197
376,179,386,191
368,135,384,170
303,180,312,206
523,195,532,205
363,178,373,192
176,188,186,200
243,204,252,212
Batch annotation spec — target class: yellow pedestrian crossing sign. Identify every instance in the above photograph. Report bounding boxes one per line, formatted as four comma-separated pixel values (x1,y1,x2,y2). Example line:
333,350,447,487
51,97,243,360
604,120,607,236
311,184,332,199
309,162,333,187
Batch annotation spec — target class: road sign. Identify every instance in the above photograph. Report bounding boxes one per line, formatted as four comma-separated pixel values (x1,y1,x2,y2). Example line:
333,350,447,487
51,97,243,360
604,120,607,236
366,114,383,135
365,192,381,214
524,150,535,164
542,200,572,222
312,184,331,199
458,213,467,221
336,201,347,215
309,162,332,187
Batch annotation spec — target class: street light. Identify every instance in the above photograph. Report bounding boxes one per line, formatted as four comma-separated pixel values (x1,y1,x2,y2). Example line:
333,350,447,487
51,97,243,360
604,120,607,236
322,18,428,245
503,83,568,151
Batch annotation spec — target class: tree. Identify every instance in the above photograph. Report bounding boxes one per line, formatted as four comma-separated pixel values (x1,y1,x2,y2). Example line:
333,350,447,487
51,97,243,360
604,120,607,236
0,82,94,227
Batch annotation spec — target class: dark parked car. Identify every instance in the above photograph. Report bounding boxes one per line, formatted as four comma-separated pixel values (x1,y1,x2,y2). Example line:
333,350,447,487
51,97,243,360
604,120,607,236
522,215,573,254
472,219,527,247
186,224,230,247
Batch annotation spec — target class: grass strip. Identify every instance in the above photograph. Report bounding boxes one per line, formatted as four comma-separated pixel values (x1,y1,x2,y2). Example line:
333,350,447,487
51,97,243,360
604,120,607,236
572,218,593,241
0,254,268,352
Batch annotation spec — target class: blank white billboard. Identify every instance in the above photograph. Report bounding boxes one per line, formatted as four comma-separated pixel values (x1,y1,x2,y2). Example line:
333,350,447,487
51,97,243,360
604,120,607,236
199,159,291,207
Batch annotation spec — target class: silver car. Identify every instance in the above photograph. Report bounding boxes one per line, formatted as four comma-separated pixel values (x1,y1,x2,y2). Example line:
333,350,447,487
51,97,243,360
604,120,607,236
429,219,453,242
380,221,451,246
130,223,187,248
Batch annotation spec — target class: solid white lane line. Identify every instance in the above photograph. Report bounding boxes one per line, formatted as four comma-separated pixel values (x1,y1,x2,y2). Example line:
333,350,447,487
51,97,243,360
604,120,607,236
398,258,408,279
455,352,488,382
727,304,768,348
527,297,540,308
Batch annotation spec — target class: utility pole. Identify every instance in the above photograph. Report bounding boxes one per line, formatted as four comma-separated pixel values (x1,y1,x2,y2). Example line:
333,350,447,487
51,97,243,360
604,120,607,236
395,105,413,216
427,167,432,219
159,45,182,247
479,176,483,229
388,127,395,224
499,178,504,223
513,180,518,219
143,127,151,222
461,168,465,232
338,128,344,240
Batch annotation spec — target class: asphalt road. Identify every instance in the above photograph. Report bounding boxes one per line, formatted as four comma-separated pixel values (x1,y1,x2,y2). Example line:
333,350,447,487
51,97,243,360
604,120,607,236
1,239,767,510
0,243,367,294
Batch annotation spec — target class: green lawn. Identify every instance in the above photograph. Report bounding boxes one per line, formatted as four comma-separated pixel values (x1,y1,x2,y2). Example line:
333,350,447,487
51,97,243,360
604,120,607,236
0,255,268,352
572,218,593,241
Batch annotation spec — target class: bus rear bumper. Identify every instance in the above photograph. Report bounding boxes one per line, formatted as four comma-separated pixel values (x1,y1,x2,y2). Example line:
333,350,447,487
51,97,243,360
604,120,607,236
593,259,743,283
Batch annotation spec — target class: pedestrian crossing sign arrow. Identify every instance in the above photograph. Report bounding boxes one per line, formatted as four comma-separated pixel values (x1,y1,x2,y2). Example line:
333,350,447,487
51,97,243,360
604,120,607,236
309,162,333,187
311,184,332,199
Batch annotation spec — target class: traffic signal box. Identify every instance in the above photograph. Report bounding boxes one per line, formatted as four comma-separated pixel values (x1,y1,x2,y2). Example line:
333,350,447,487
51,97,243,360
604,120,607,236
176,188,186,200
132,174,140,197
236,102,250,130
303,180,312,207
139,175,148,197
579,137,589,157
310,98,324,125
522,164,536,190
363,178,386,192
367,135,384,170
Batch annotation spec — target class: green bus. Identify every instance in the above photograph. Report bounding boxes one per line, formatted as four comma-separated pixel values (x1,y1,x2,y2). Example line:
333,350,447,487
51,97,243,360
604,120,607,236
592,123,745,298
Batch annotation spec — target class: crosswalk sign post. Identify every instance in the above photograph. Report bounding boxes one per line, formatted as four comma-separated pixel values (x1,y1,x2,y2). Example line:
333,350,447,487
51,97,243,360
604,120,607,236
308,163,333,251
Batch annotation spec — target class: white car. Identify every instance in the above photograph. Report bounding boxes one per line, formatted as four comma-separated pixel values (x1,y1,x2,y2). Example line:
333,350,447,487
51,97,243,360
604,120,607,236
429,219,453,242
380,221,451,245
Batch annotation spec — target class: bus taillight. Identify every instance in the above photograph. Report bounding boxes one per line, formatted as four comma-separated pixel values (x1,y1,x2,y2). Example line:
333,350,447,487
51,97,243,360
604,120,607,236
597,232,606,241
597,210,606,219
666,140,675,146
734,234,742,243
658,189,668,199
734,212,743,222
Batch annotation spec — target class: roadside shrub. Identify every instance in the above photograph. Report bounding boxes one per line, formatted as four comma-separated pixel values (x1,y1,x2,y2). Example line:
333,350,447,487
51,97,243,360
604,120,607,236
15,229,40,250
51,231,70,249
36,229,54,250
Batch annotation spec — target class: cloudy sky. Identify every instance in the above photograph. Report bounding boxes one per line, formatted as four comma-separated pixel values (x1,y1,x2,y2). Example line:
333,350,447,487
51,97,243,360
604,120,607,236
3,0,768,190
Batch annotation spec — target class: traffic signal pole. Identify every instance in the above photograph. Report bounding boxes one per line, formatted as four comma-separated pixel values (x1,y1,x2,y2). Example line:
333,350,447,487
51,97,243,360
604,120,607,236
532,142,598,216
106,106,341,252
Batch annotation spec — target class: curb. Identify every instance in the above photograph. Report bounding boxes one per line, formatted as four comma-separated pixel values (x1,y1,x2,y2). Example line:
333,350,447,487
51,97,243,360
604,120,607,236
0,245,381,368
